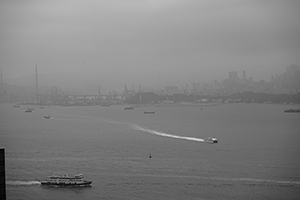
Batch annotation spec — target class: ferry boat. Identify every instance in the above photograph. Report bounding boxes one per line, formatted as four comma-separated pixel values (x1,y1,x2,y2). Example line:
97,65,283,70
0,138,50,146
41,174,92,187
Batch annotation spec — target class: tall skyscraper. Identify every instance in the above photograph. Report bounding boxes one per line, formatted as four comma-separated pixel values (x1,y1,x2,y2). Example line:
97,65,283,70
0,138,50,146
243,70,246,80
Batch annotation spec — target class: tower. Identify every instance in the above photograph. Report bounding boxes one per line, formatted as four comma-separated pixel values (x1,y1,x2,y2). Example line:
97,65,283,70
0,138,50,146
243,70,246,80
35,65,38,103
0,70,3,86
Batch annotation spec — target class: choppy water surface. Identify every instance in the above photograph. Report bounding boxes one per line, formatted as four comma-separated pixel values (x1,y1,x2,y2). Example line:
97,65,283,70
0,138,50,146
1,103,300,199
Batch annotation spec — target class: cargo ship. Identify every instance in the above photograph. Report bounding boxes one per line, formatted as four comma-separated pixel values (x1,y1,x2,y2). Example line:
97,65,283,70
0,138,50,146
41,174,92,187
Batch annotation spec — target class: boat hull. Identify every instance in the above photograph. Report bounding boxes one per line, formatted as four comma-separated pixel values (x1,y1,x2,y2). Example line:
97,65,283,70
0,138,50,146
144,111,155,114
284,109,300,113
41,181,92,187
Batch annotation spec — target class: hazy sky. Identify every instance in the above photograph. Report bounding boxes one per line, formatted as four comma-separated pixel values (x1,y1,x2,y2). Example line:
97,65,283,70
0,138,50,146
1,0,299,88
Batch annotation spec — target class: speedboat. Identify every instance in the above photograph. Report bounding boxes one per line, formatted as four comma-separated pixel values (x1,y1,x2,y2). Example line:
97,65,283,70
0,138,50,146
44,115,51,119
204,137,218,143
41,174,92,187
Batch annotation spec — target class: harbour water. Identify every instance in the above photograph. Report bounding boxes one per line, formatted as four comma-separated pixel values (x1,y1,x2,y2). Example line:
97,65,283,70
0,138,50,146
1,103,300,199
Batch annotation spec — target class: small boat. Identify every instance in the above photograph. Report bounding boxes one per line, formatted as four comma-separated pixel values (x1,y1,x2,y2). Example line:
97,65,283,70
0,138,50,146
25,108,33,113
124,106,134,110
284,108,300,113
13,105,20,108
41,174,92,187
44,115,51,119
204,137,218,143
144,111,155,114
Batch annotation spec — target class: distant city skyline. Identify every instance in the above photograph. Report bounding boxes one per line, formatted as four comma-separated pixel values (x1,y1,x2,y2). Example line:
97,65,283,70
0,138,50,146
0,63,299,104
1,63,299,95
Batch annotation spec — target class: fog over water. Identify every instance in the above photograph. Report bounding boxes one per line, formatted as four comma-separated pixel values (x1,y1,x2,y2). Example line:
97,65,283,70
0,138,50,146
1,0,300,88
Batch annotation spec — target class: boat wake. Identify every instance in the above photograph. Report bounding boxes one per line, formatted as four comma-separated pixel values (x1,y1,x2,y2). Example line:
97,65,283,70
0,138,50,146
6,180,41,186
51,113,206,143
130,124,205,142
104,173,300,186
231,178,300,185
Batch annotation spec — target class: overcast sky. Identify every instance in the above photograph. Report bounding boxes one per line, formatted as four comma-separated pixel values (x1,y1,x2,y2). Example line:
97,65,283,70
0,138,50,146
1,0,299,88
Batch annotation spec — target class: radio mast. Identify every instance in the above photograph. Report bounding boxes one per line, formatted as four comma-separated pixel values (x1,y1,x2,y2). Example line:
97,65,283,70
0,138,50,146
35,65,38,103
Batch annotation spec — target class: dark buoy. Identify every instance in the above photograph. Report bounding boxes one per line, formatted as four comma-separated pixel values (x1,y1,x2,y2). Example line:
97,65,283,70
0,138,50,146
149,153,152,158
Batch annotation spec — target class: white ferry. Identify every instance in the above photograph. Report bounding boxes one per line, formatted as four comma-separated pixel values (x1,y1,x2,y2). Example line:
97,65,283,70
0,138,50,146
41,174,92,186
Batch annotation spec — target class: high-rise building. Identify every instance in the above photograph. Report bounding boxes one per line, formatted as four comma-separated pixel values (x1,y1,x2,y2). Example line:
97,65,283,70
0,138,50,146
243,70,246,80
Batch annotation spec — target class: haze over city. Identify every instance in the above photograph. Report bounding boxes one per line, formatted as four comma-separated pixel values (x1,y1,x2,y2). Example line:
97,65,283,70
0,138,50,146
1,0,299,90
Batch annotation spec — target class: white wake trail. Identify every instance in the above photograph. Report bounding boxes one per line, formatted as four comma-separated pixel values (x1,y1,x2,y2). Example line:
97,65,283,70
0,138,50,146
50,113,205,143
6,180,41,186
130,124,204,142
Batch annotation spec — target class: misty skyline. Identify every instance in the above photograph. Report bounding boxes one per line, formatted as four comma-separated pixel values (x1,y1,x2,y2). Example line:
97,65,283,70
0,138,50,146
1,0,299,88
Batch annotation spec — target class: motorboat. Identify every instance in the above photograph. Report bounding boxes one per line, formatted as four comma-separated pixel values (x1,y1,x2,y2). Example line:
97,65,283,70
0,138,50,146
44,115,51,119
143,111,155,114
204,137,218,143
25,108,33,113
124,106,134,110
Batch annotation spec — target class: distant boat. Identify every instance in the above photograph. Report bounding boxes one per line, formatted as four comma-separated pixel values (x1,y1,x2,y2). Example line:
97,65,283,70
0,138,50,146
124,106,134,110
101,103,110,107
41,174,92,187
144,111,155,114
25,108,33,113
13,105,20,108
204,137,218,143
284,109,300,113
44,115,51,119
